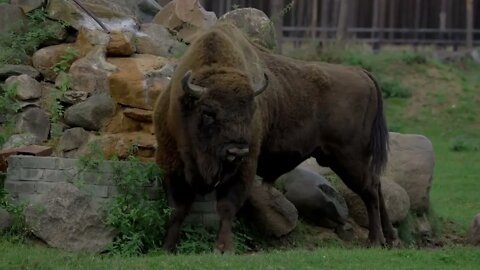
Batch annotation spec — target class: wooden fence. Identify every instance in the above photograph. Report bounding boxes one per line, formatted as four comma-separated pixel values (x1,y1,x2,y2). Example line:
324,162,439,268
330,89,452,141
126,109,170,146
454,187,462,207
190,0,480,48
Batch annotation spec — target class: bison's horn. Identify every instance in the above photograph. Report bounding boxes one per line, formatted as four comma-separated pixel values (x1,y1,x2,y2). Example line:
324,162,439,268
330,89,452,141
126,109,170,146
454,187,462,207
182,70,207,98
254,72,269,96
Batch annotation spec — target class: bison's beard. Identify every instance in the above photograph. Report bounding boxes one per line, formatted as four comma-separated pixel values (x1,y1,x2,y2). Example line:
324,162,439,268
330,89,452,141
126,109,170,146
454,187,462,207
191,149,241,191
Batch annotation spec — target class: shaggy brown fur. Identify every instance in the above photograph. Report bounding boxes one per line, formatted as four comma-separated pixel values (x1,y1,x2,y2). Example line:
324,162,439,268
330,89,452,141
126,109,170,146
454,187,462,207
153,22,394,253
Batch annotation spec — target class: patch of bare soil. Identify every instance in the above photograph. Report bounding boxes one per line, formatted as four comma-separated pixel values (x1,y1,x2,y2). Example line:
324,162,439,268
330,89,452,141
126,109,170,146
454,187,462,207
400,66,462,119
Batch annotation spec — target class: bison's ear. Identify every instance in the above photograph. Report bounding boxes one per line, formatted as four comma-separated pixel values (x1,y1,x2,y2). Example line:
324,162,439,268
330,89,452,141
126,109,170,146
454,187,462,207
182,70,207,99
254,72,269,97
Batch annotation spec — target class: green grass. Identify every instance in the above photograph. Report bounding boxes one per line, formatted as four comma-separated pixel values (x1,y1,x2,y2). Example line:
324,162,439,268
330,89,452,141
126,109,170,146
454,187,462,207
0,240,479,270
2,43,480,266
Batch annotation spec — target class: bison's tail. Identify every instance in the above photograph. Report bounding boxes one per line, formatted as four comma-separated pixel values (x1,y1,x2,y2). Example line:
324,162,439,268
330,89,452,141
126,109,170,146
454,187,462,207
364,70,389,177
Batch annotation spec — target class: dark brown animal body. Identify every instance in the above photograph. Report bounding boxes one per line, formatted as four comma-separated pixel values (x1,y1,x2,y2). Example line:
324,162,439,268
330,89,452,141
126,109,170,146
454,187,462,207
153,22,395,253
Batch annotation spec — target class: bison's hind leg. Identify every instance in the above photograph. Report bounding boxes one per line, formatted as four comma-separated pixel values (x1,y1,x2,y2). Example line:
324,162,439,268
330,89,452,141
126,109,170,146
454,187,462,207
315,150,387,246
378,183,398,246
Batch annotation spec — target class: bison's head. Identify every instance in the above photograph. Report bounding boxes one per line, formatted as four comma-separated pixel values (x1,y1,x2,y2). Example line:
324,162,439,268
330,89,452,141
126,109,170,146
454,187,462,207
179,69,268,187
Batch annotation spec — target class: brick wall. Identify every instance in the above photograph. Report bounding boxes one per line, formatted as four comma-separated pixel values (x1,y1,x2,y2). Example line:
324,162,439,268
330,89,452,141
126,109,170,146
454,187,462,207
4,155,219,228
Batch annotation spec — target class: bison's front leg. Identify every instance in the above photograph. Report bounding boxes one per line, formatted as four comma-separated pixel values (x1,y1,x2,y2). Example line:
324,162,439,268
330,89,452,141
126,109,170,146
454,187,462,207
162,174,195,252
214,169,254,254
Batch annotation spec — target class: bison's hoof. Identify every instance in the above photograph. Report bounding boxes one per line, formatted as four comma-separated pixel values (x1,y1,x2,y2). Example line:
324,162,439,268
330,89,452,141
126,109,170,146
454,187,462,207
214,242,234,255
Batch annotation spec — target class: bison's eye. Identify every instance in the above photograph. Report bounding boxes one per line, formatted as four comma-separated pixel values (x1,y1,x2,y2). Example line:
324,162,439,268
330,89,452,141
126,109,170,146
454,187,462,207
201,111,216,126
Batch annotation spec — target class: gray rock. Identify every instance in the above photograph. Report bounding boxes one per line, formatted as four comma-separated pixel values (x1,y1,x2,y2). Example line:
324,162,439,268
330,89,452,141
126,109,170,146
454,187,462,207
135,23,187,57
57,127,91,153
0,208,13,233
0,65,40,81
468,213,480,246
46,0,141,32
24,182,117,253
5,74,42,101
15,107,50,142
10,0,45,13
1,133,37,150
279,168,348,228
219,8,276,50
0,4,28,34
61,91,88,105
64,93,115,131
137,0,162,23
244,180,298,237
383,132,434,213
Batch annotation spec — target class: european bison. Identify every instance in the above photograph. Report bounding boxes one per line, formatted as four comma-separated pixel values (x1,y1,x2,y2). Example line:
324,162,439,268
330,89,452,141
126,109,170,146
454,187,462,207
153,22,395,253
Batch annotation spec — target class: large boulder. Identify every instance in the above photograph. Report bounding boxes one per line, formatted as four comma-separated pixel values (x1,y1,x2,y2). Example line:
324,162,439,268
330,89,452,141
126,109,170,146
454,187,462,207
64,93,115,131
278,168,349,229
15,107,50,142
383,132,435,213
107,54,171,110
0,65,40,81
135,23,187,57
0,208,13,233
46,0,139,32
24,182,117,253
5,74,42,101
219,8,277,50
69,46,117,94
107,31,136,57
468,213,480,246
153,0,216,43
243,180,298,237
0,4,28,34
0,133,37,150
10,0,44,13
32,44,73,81
66,28,118,94
57,127,91,157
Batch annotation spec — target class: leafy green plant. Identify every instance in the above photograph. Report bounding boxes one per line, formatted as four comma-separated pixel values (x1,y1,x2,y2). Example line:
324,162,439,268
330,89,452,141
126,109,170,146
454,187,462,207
0,83,21,146
0,8,68,64
0,182,31,242
380,79,412,98
52,47,79,74
105,154,169,256
448,136,477,152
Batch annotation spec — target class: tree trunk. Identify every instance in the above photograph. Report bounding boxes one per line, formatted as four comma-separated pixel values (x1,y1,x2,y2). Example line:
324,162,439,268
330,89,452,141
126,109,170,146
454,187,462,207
320,0,330,40
311,0,319,40
336,0,349,41
466,0,474,49
270,0,285,53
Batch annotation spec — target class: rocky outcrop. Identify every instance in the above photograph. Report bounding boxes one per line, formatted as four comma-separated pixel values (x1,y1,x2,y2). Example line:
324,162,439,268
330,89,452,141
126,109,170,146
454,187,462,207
10,0,44,13
24,182,117,253
153,0,216,43
107,31,136,57
107,54,171,110
135,23,187,57
219,8,277,50
1,133,37,150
